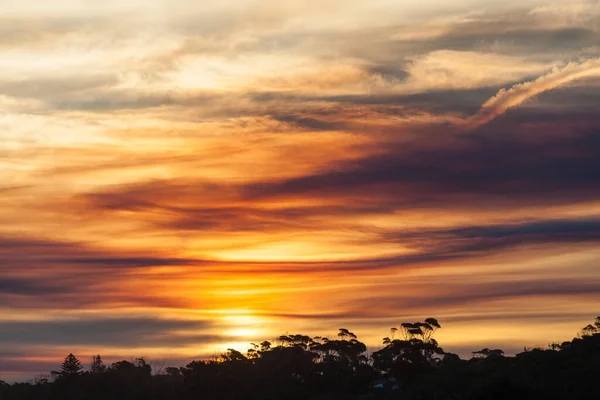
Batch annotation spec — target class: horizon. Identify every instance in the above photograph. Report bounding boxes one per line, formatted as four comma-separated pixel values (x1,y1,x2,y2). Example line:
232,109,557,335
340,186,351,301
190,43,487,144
2,0,600,383
1,316,596,383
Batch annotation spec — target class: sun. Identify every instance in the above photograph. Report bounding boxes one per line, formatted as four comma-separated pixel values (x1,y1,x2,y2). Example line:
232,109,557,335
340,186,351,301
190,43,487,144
220,313,272,339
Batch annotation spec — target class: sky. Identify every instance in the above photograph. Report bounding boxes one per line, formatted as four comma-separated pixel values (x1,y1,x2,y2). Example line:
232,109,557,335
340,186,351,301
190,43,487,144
2,0,600,382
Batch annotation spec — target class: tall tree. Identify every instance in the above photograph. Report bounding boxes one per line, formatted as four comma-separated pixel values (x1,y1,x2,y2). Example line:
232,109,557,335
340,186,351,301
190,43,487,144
90,354,107,373
59,353,83,376
373,318,444,385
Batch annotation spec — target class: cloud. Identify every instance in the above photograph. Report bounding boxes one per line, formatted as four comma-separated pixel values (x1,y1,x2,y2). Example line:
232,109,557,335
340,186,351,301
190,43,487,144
403,50,554,92
377,218,600,264
241,125,600,209
348,278,600,317
270,114,350,131
0,277,73,296
0,236,209,309
0,237,199,272
444,219,600,240
0,317,218,347
466,58,600,128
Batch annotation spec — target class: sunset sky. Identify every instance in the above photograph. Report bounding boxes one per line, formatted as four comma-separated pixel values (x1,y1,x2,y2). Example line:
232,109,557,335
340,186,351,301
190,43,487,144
2,0,600,382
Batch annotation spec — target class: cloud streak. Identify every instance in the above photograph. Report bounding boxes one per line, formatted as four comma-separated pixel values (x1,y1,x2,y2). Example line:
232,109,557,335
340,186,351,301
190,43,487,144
466,57,600,128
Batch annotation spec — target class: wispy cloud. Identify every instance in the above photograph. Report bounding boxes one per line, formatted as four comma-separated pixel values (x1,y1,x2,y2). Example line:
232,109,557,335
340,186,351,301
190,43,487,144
466,57,600,128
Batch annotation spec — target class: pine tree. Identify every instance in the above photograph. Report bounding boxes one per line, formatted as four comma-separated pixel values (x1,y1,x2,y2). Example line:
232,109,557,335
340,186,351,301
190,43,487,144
90,354,106,373
60,353,83,376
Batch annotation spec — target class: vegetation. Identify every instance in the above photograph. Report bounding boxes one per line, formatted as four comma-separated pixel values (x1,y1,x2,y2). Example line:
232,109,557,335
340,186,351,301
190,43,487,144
1,317,599,399
55,353,84,377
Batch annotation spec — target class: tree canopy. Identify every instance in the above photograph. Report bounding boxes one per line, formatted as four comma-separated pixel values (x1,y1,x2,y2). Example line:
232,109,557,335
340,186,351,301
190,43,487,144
57,353,83,377
1,315,599,400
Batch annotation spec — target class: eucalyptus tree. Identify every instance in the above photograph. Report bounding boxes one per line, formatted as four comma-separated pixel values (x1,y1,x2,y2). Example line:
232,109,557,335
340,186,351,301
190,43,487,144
373,318,444,385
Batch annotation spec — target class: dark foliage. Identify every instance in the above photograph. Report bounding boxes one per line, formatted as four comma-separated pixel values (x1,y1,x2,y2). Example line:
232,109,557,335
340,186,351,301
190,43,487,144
1,316,599,400
57,353,84,376
90,355,107,374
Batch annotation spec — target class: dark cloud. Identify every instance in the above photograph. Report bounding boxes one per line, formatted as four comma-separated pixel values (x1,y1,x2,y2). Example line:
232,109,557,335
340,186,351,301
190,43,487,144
2,215,597,313
0,359,59,381
81,188,398,233
363,218,600,272
225,10,599,65
0,237,205,308
0,237,200,271
247,86,501,116
316,88,499,115
0,277,67,296
445,219,600,241
241,118,600,208
442,311,597,325
426,27,600,55
55,256,198,268
375,218,600,259
0,317,217,347
264,310,598,325
0,75,119,101
520,80,600,113
71,109,600,269
270,114,349,131
365,64,409,82
346,278,600,318
51,90,223,111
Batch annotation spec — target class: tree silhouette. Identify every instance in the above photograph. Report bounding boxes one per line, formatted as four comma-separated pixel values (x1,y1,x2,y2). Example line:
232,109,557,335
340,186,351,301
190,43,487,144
337,328,357,340
472,348,505,359
3,315,600,400
582,324,597,336
90,354,106,373
59,353,83,376
398,317,440,343
373,318,444,385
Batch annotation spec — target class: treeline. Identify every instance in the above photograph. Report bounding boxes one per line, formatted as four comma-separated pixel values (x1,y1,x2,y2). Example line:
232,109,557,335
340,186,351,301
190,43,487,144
1,317,599,400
